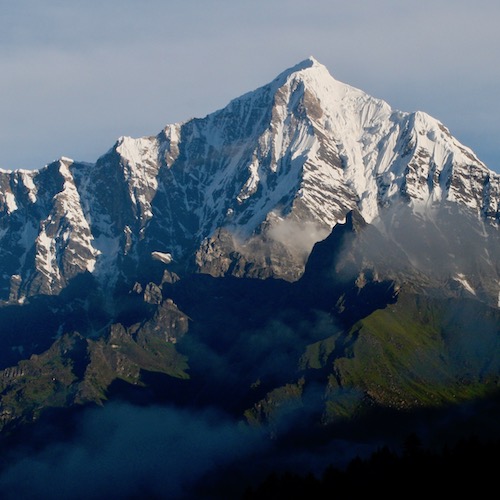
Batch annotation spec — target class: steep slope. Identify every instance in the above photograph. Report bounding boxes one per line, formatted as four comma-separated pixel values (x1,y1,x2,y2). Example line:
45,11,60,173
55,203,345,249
0,57,499,497
0,57,499,302
240,215,500,426
0,208,498,439
0,295,189,432
0,159,99,300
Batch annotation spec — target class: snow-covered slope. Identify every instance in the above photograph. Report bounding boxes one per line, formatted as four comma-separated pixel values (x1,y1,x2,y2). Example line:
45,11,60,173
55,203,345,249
0,57,499,301
0,158,99,300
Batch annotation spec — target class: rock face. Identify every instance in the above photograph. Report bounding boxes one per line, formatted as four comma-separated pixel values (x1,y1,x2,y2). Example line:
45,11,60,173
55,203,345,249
0,57,499,302
0,58,499,494
0,159,99,300
0,206,498,438
0,296,189,431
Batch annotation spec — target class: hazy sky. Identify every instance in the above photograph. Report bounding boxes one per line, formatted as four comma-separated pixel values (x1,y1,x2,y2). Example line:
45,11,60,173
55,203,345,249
1,0,499,172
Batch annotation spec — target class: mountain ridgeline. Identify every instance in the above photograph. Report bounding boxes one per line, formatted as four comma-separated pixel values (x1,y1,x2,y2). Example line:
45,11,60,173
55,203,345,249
0,57,498,302
0,57,499,455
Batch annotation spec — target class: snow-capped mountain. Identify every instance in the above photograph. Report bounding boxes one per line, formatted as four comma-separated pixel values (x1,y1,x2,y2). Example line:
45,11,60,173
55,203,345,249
0,57,499,302
1,57,500,471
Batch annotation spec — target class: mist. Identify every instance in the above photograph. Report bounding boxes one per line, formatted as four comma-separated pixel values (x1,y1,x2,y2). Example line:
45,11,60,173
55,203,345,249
1,199,499,498
0,403,266,499
267,218,330,259
335,202,500,306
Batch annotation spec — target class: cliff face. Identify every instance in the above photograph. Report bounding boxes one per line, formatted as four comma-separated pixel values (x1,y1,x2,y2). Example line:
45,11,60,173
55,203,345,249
0,58,498,302
0,56,498,435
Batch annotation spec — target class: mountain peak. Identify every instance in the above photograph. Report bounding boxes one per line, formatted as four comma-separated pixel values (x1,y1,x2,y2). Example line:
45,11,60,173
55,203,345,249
287,55,322,72
0,58,499,305
273,56,332,86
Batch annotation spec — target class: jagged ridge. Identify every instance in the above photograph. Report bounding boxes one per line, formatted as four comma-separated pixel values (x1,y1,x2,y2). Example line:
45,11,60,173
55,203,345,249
0,57,499,301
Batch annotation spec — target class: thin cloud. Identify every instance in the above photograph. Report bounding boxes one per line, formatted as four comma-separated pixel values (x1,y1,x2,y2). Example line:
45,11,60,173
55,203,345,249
0,403,267,499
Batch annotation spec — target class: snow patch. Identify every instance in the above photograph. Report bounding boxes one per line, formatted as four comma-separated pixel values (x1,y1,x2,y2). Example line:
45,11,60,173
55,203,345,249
4,192,18,213
151,251,173,264
35,228,60,287
453,274,476,295
21,171,38,203
116,136,160,224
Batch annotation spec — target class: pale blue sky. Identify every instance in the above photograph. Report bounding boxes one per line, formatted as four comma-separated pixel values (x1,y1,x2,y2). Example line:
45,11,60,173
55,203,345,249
1,0,499,171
